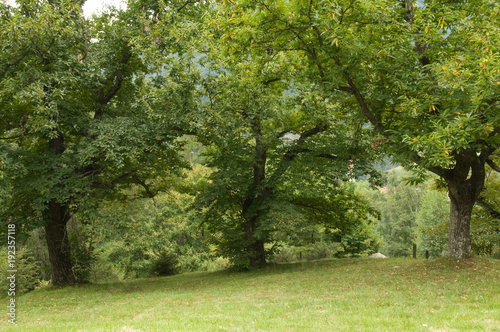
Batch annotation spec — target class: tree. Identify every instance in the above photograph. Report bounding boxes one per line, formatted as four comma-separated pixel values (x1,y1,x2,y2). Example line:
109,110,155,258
417,189,449,258
374,168,424,257
213,0,500,259
0,0,188,285
189,5,381,269
471,152,500,256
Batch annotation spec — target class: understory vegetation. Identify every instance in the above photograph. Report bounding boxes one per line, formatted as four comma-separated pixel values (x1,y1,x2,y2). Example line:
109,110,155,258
1,165,498,298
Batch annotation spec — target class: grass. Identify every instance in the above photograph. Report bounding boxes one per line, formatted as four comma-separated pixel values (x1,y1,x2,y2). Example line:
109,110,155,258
1,257,499,331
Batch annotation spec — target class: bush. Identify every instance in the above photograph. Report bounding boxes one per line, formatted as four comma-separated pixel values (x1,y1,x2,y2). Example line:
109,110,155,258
70,239,95,283
0,247,41,297
199,257,232,272
304,242,341,261
271,245,298,263
151,250,179,277
337,226,379,258
90,249,122,282
179,255,203,273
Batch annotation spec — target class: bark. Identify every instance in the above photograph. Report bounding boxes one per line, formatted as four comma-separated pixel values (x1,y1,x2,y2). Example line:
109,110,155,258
44,134,75,286
247,239,266,267
44,201,75,286
444,150,486,259
241,123,330,267
242,120,268,267
448,190,474,259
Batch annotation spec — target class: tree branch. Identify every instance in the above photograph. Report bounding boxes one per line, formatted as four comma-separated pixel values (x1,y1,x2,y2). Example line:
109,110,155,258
334,55,383,132
94,49,133,120
107,170,156,198
476,196,500,219
486,158,500,173
177,0,200,12
317,153,337,160
0,135,23,140
264,124,329,194
132,174,155,198
262,78,280,85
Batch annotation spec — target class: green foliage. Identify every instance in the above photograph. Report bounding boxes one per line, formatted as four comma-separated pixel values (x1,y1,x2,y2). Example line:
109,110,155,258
211,0,500,259
356,168,450,257
304,242,343,261
67,219,96,283
375,168,424,256
151,249,179,277
270,245,298,263
89,170,212,280
416,190,450,258
0,0,195,285
187,0,385,267
0,247,40,297
336,223,379,258
23,229,51,281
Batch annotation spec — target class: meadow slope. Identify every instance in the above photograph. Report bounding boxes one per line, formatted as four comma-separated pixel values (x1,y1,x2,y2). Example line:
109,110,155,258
1,257,499,331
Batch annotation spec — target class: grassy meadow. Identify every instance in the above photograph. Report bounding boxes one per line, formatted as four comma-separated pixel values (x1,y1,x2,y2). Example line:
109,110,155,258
1,257,499,331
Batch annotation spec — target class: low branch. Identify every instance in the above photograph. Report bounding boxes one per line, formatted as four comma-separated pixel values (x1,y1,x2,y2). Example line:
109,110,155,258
132,174,155,198
177,0,199,12
94,50,133,120
262,78,280,85
486,158,500,173
111,171,136,186
317,153,337,160
336,86,353,93
476,197,500,219
108,171,156,198
0,135,23,140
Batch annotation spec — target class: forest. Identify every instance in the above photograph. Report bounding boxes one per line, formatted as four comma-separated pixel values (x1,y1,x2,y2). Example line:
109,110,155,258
0,0,499,297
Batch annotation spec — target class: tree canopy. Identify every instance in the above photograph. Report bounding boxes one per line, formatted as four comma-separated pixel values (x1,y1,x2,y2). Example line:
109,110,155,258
207,0,500,258
1,0,499,286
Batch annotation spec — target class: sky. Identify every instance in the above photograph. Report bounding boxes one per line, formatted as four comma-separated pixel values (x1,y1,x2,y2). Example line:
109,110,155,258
4,0,126,18
82,0,126,18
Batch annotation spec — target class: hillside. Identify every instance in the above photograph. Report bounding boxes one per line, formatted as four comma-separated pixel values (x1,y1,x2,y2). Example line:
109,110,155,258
2,257,499,331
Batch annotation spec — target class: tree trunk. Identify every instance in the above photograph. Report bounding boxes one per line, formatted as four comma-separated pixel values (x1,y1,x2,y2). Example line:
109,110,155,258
448,193,473,259
242,117,268,268
245,215,266,267
445,150,486,259
44,201,75,286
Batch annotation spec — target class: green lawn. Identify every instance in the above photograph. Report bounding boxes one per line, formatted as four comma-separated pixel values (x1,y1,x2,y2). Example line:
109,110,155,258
2,257,499,331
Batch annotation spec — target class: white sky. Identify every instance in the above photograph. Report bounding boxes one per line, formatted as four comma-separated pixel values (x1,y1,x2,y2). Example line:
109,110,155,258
4,0,126,18
82,0,127,18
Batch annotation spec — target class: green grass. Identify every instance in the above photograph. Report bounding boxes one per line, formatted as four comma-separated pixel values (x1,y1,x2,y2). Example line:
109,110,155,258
2,257,499,331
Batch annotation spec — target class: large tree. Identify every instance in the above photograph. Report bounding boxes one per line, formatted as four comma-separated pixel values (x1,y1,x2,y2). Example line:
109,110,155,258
0,0,190,285
213,0,499,259
190,5,381,268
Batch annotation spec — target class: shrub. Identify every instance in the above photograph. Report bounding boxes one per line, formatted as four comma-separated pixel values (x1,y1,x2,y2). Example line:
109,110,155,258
199,257,232,272
151,250,179,277
179,255,203,273
0,247,41,297
271,245,298,263
304,242,341,261
337,226,379,258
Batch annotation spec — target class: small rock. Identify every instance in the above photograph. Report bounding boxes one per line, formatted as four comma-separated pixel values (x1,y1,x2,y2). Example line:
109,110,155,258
369,253,387,258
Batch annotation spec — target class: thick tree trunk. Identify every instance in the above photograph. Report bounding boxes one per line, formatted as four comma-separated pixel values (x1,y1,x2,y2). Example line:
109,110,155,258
242,118,268,268
245,216,266,267
448,191,473,259
445,150,486,259
44,201,75,286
